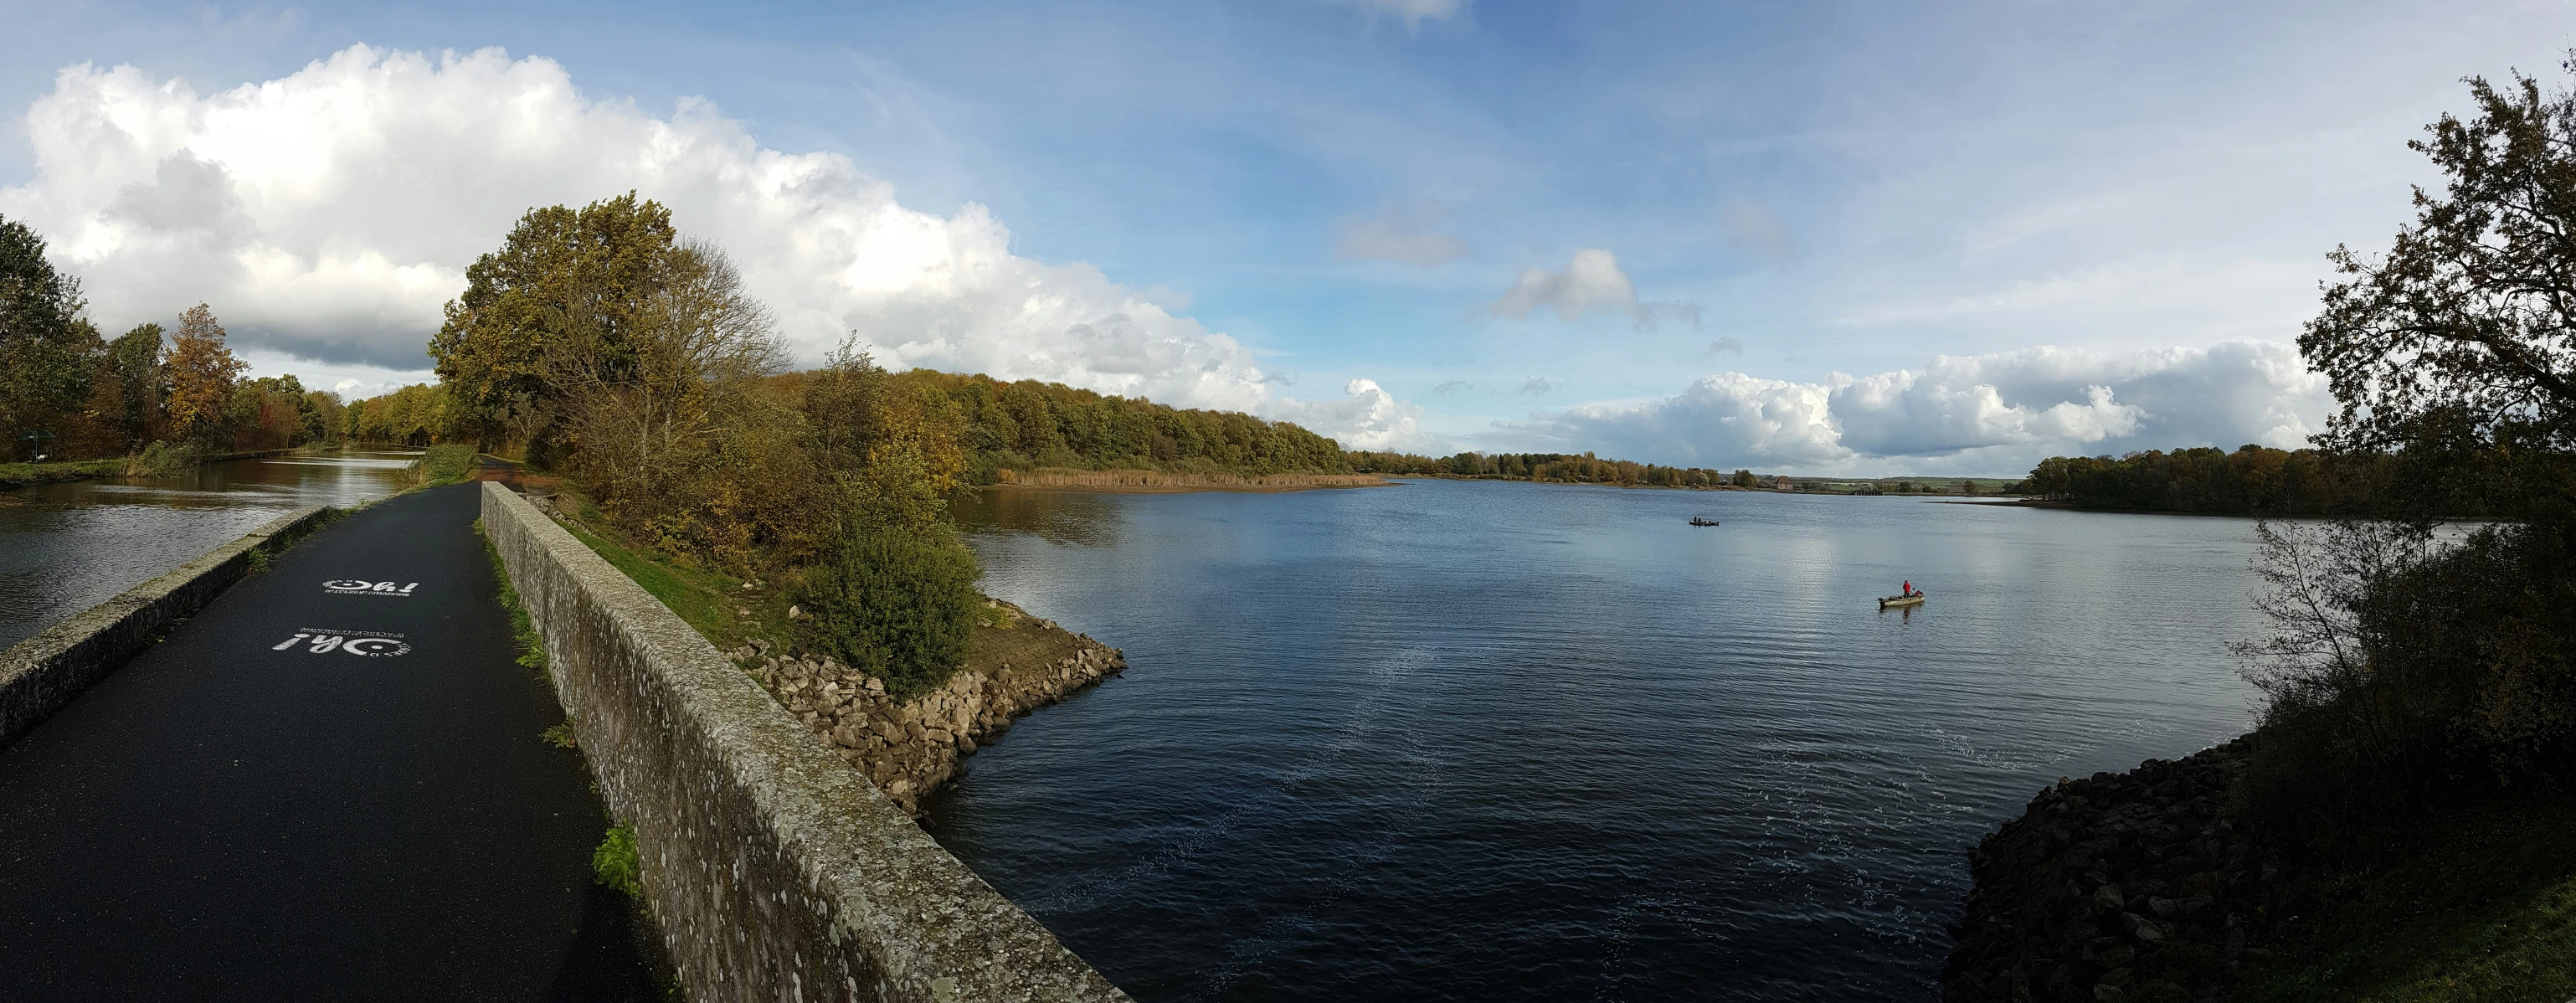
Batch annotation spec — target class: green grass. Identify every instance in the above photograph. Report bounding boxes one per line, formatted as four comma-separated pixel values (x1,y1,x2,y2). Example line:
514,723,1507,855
0,456,129,489
414,443,479,486
553,511,793,653
2242,790,2576,1002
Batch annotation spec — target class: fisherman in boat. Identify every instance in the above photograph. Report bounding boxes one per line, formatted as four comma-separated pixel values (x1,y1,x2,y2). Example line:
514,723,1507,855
1901,580,1913,597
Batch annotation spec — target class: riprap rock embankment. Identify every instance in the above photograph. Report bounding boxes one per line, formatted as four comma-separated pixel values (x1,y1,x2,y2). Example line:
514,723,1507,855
727,602,1124,816
1944,740,2285,1002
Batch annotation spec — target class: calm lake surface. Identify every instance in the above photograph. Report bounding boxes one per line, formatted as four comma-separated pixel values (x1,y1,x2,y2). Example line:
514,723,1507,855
0,451,418,651
935,479,2268,1001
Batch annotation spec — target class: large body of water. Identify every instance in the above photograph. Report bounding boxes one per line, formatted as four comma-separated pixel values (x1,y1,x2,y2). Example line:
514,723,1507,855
935,480,2269,1000
0,451,418,651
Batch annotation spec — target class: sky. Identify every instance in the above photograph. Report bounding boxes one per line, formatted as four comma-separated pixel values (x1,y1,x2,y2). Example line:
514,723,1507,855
2,0,2567,474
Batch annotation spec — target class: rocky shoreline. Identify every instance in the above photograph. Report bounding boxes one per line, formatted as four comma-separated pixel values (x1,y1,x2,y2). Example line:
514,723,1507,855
1944,740,2287,1002
722,599,1125,817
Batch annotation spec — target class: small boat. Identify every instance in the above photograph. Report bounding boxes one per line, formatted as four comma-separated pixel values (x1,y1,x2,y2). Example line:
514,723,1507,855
1689,517,1720,527
1879,592,1927,609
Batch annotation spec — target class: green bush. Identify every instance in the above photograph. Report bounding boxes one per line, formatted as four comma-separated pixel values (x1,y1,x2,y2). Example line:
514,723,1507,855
2237,510,2576,845
797,522,981,698
126,440,191,476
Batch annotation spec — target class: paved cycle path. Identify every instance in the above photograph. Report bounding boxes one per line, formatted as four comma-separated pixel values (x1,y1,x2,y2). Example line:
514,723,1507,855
0,482,654,1000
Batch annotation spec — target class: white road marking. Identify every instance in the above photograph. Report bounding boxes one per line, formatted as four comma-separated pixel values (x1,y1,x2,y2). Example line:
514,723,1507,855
270,628,411,657
322,580,419,596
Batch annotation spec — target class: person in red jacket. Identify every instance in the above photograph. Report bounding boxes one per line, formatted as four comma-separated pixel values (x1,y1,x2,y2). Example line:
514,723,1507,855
1902,579,1913,596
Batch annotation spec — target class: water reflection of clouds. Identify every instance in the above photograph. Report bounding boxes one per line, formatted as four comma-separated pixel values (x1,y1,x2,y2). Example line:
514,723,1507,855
928,479,2280,997
0,454,418,649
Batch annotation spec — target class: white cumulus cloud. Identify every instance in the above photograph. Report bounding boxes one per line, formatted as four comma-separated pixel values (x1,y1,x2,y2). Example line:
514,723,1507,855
0,44,1418,447
1489,248,1697,330
1499,341,2332,475
1271,378,1434,451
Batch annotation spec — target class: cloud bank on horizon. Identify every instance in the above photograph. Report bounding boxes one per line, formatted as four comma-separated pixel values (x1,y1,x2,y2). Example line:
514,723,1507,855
0,43,2340,473
0,45,1431,449
1504,342,2331,476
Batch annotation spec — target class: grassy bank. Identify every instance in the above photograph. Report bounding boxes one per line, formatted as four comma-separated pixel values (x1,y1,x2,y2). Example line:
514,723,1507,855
2241,790,2576,1001
410,443,480,486
0,445,321,491
0,457,130,490
544,490,800,655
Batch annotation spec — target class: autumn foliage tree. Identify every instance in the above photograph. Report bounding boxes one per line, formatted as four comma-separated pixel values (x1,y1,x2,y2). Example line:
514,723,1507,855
431,192,681,460
165,304,246,448
434,195,988,693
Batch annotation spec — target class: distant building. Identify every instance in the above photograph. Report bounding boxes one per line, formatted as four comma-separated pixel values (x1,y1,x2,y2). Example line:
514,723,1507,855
1774,475,1793,491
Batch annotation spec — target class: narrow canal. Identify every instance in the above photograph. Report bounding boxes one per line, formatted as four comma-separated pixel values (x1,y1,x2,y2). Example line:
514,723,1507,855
0,450,417,650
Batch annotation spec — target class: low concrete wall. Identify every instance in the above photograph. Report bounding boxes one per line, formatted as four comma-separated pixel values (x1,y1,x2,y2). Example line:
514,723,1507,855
0,505,332,744
478,481,1126,1003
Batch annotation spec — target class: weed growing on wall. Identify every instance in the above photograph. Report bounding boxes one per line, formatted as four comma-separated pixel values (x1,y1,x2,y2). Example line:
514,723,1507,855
475,519,549,679
593,825,642,898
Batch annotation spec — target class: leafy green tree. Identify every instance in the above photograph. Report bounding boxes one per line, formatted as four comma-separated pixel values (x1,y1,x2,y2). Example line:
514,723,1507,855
431,193,680,450
105,323,166,446
0,215,98,455
2237,58,2576,841
2303,59,2576,510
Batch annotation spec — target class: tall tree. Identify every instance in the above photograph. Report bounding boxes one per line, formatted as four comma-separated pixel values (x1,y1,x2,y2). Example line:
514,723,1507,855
2303,57,2576,465
166,304,245,446
429,193,680,448
0,214,97,455
105,322,167,445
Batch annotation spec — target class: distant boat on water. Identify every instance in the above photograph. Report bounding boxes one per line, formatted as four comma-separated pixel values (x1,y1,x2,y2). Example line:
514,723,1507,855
1879,592,1926,609
1689,517,1720,527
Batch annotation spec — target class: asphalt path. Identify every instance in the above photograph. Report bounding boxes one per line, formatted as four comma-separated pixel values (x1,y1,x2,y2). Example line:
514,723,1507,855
0,482,655,1000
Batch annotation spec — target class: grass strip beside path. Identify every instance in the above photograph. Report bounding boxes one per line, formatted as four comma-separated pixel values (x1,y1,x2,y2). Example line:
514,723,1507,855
551,514,795,655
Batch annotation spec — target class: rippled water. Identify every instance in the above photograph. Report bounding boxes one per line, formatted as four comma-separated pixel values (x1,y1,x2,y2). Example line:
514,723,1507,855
0,451,418,651
932,480,2268,1001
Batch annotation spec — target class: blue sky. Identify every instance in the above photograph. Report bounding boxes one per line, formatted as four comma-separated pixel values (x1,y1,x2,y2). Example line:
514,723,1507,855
3,0,2568,471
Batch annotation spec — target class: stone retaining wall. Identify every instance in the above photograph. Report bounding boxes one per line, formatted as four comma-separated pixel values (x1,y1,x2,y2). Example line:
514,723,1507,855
0,505,332,745
478,481,1126,1003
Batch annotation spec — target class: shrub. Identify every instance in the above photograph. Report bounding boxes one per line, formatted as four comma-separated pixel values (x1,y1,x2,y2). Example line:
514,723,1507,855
797,522,982,698
2236,510,2576,846
124,440,191,476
